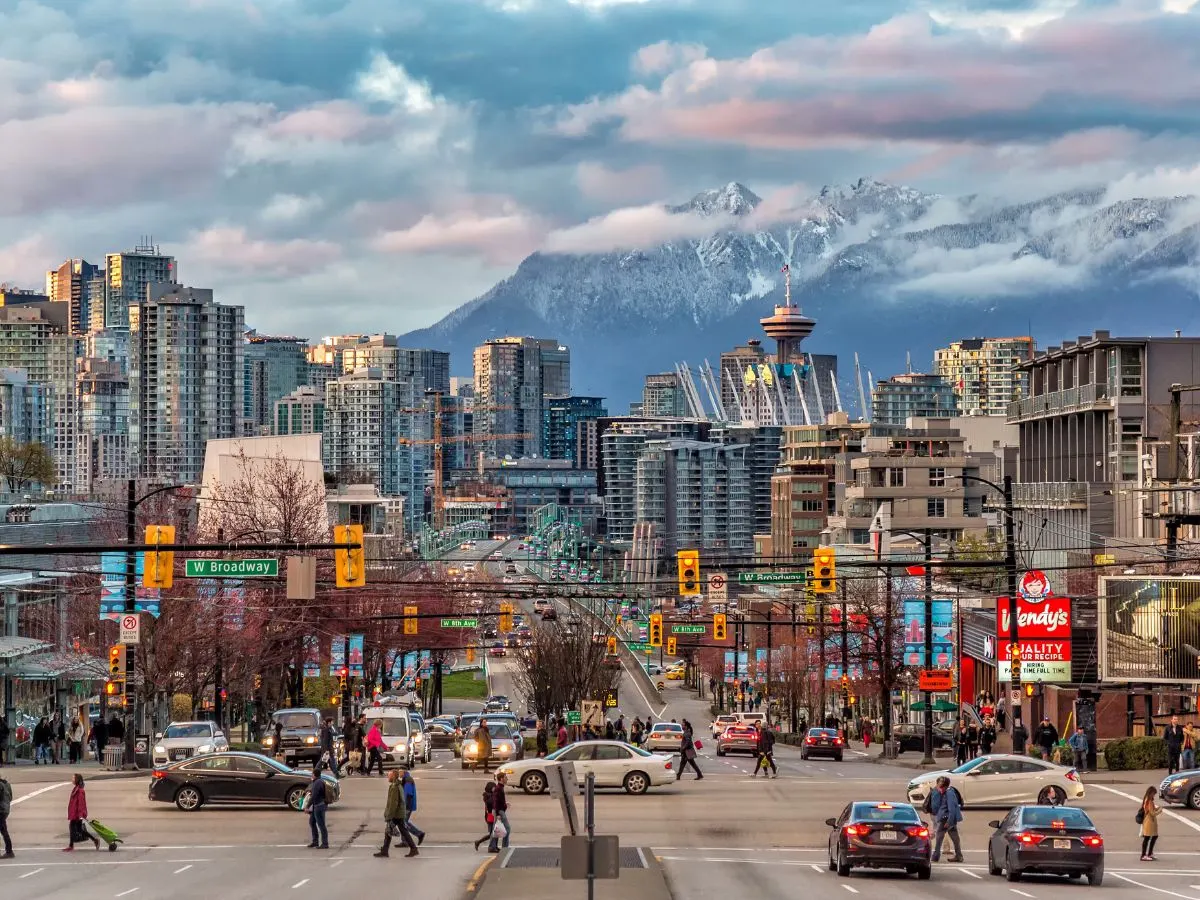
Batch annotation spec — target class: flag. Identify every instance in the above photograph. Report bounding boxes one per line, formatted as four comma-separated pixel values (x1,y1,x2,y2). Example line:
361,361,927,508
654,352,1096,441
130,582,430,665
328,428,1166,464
781,263,789,272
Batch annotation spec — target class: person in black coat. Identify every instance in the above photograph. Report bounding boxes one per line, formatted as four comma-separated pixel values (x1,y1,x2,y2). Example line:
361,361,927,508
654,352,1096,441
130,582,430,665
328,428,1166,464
1033,716,1059,757
1164,715,1185,775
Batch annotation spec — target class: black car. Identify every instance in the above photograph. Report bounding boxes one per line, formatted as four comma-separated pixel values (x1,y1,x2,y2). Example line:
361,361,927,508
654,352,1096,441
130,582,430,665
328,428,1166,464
1159,769,1200,808
802,727,845,761
148,751,340,812
423,721,459,750
893,722,955,754
987,805,1104,885
826,801,931,879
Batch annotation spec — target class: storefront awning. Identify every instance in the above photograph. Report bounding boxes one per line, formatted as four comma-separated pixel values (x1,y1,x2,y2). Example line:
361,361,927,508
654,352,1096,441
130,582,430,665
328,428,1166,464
3,651,108,680
911,700,960,712
0,635,51,662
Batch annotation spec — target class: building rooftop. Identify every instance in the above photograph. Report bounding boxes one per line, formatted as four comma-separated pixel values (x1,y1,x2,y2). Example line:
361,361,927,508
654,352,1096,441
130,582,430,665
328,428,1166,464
1018,329,1200,368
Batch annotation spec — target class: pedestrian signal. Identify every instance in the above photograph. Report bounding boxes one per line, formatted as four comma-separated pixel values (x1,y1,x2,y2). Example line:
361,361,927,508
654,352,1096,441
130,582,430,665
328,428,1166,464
403,605,418,635
333,524,366,587
144,524,176,589
648,613,663,647
813,547,836,593
713,613,727,641
677,550,701,596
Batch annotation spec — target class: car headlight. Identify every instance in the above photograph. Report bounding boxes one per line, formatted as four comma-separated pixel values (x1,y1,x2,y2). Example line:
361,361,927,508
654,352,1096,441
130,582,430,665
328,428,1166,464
498,766,515,776
498,743,513,755
197,744,214,754
154,745,166,755
465,740,478,751
263,736,275,746
304,736,317,745
1171,778,1187,789
392,742,407,752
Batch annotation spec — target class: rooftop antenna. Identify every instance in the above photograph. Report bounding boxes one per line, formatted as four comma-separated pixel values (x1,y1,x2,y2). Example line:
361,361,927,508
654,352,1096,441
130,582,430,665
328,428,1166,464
783,262,792,308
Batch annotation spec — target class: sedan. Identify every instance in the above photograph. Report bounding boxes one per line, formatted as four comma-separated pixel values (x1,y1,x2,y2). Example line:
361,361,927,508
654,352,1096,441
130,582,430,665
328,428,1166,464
802,728,845,761
892,722,954,754
643,723,685,752
717,725,759,757
148,752,340,812
153,721,230,768
1159,769,1200,808
826,801,931,879
489,643,507,657
498,740,675,795
907,755,1085,809
424,722,459,750
710,714,738,738
987,805,1104,885
461,723,524,769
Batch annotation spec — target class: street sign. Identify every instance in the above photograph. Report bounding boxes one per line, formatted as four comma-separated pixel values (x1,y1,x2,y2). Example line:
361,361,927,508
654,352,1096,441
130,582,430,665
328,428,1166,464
708,571,728,602
628,642,651,652
1010,688,1022,705
737,572,807,585
185,559,279,578
1093,553,1116,566
566,710,582,725
119,614,140,645
670,624,706,634
918,668,952,691
581,700,604,728
440,618,479,629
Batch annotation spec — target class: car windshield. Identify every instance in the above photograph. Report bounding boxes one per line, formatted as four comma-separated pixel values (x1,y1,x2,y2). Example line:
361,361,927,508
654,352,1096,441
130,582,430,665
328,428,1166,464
479,724,515,740
274,713,318,729
851,803,920,823
1022,807,1095,828
164,724,212,739
366,717,410,737
652,724,683,733
950,757,990,774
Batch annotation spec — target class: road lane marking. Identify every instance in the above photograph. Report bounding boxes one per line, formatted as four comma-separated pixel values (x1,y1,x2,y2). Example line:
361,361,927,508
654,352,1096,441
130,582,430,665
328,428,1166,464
1092,785,1200,835
1113,873,1200,899
292,879,310,889
809,864,823,873
115,890,139,897
13,782,68,805
958,867,982,878
173,865,192,875
1009,891,1034,898
842,887,859,894
19,868,44,878
330,859,344,868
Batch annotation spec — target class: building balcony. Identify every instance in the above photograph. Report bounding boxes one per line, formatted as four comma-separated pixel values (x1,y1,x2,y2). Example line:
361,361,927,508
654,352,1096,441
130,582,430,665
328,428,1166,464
1011,481,1090,509
1007,382,1110,422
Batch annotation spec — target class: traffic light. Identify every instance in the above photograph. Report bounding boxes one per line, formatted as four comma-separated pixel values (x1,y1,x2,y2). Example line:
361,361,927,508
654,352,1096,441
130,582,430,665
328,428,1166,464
813,547,836,593
713,613,727,641
108,645,126,679
144,524,176,588
333,524,366,588
666,636,677,656
403,605,418,636
677,549,700,596
841,673,850,689
338,667,348,692
466,646,476,664
648,613,663,647
1024,682,1035,698
105,680,118,697
1010,642,1022,682
607,635,618,654
499,602,514,633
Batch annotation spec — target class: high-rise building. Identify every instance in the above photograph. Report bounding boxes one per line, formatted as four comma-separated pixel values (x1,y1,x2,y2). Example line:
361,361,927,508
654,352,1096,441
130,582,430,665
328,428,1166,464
243,334,309,436
105,241,177,328
0,368,51,448
46,259,102,335
642,373,690,418
473,337,570,458
85,328,130,372
275,385,325,435
129,284,244,482
710,423,783,536
76,358,130,491
871,372,959,428
718,340,838,425
934,336,1035,417
543,396,607,466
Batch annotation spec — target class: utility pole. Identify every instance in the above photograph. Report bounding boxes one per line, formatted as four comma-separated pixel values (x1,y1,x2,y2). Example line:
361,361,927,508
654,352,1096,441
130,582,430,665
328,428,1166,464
1003,475,1022,734
922,528,935,766
840,576,850,733
817,597,826,726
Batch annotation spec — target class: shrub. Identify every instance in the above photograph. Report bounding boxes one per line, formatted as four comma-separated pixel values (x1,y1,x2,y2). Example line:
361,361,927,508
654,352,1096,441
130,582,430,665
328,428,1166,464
1103,736,1168,771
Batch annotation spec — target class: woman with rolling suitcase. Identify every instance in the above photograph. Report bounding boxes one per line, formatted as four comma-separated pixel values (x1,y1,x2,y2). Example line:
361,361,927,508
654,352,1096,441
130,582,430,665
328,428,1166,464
65,774,98,851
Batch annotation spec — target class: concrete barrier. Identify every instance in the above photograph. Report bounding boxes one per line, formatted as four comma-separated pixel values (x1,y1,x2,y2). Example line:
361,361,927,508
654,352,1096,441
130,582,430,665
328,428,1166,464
561,594,666,713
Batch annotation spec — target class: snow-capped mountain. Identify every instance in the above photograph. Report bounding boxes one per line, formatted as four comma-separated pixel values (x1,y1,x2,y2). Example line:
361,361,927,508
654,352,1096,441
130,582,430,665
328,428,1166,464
402,179,1200,407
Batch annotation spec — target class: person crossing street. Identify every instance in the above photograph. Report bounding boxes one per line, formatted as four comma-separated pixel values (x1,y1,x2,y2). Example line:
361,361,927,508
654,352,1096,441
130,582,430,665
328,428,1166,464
401,767,425,845
929,776,964,864
305,768,329,850
751,721,777,778
374,769,418,858
1068,726,1089,772
675,720,703,780
0,768,13,857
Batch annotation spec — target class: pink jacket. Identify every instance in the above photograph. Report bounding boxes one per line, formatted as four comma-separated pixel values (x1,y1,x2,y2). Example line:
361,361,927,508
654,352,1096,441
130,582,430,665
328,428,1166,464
366,725,386,750
68,785,87,821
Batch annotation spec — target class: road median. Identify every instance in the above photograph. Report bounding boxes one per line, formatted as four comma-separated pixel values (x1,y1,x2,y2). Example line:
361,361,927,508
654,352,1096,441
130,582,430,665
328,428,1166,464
470,845,672,900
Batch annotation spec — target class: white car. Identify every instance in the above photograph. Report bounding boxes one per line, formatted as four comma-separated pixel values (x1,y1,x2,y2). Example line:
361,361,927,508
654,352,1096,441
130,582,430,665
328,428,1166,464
497,740,675,794
153,721,229,767
711,714,738,738
906,754,1085,808
643,722,686,752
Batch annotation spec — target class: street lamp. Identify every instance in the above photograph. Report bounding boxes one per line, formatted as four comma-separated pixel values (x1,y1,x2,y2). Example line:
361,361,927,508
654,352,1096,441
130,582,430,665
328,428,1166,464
955,473,1021,734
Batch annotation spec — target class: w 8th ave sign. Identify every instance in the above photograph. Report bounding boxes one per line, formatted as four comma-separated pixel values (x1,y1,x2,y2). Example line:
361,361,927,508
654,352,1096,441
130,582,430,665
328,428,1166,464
998,596,1071,638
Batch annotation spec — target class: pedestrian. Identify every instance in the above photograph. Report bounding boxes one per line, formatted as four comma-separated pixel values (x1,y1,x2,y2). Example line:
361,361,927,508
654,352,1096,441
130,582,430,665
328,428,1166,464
356,715,368,772
1184,722,1196,771
1068,726,1089,772
675,719,703,780
474,780,497,851
996,697,1007,732
1164,716,1185,775
365,721,387,776
374,769,418,858
1012,719,1029,755
604,720,615,740
953,718,969,766
929,775,964,863
401,767,425,846
486,772,511,853
272,720,284,760
53,713,65,764
68,715,84,765
966,719,980,759
64,773,99,852
92,718,107,762
107,714,125,744
751,721,777,778
629,719,642,746
472,722,493,774
980,717,997,755
535,722,548,758
319,718,335,773
861,719,872,749
0,767,12,857
615,715,627,742
0,715,9,766
1139,786,1161,861
305,768,329,850
556,721,569,748
33,718,49,765
1033,715,1059,759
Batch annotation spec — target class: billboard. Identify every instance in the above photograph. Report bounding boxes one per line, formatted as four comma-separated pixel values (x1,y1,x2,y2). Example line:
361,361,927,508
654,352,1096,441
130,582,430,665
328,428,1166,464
1100,577,1200,683
902,600,954,667
997,596,1072,639
997,640,1072,683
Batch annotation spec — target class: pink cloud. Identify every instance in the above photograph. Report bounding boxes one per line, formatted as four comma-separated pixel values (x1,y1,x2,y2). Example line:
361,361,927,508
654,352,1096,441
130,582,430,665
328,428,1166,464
543,204,731,255
184,226,342,277
575,161,666,203
373,206,548,266
0,235,60,287
632,41,707,76
267,101,382,141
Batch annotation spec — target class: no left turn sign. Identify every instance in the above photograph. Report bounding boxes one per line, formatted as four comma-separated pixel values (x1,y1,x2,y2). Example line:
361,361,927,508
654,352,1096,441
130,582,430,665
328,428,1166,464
120,614,141,645
708,572,728,601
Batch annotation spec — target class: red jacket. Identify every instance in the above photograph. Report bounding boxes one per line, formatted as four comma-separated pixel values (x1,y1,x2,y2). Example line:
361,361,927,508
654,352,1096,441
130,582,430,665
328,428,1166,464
366,725,386,750
68,785,87,821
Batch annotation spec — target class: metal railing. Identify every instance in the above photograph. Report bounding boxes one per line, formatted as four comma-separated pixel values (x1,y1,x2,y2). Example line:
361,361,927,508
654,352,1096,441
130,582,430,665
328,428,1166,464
1008,382,1110,421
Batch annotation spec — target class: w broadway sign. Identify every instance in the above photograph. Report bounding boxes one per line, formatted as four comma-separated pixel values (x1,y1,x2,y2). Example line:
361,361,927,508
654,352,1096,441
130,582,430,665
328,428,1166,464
185,559,279,578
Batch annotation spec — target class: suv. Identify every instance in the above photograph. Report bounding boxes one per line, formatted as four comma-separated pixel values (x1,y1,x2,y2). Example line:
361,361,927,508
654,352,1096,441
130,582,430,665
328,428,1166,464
263,709,323,767
153,721,229,767
364,709,418,767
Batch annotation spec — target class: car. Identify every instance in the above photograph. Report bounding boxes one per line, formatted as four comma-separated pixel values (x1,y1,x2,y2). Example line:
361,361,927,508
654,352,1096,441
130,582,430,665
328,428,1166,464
463,562,476,572
906,754,1085,809
406,710,433,763
710,714,738,738
826,801,931,879
643,722,686,752
460,542,471,550
491,550,503,560
802,728,845,761
541,607,558,621
489,643,507,657
362,708,418,768
498,740,675,795
986,805,1104,885
148,751,340,812
665,669,685,681
1159,768,1200,808
423,721,459,750
893,722,955,754
486,695,512,711
483,627,499,640
153,721,230,768
533,598,552,612
461,722,524,769
261,708,325,767
717,724,759,757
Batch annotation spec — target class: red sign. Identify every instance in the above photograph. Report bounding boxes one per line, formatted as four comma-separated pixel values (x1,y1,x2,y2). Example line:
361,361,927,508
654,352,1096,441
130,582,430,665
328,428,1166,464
997,596,1072,639
997,640,1072,663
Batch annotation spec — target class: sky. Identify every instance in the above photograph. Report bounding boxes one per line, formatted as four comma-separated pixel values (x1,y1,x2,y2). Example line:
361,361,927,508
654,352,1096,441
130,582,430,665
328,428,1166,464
2,0,1200,339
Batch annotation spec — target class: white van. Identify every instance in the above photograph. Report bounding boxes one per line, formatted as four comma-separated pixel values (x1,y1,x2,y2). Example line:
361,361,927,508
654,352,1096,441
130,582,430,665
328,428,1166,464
363,708,416,767
736,712,767,728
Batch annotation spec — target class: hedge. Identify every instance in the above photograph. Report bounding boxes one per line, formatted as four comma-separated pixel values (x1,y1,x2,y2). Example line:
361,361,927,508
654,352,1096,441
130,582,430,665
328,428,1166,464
1102,736,1168,771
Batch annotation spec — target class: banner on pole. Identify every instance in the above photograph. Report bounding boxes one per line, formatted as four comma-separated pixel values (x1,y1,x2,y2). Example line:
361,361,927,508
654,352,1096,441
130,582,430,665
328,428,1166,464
348,634,365,678
330,636,346,676
303,636,321,678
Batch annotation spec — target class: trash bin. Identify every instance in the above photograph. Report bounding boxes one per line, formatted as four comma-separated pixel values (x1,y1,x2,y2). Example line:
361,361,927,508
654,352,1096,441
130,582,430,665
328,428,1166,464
103,745,124,771
134,735,151,770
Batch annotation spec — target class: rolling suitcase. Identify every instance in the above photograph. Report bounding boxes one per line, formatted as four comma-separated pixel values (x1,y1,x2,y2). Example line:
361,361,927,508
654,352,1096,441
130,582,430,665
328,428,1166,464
85,818,122,852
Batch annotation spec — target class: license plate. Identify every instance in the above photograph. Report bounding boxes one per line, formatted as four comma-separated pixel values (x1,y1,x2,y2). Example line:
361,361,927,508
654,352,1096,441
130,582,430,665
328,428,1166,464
172,750,188,760
877,831,899,841
1053,839,1071,850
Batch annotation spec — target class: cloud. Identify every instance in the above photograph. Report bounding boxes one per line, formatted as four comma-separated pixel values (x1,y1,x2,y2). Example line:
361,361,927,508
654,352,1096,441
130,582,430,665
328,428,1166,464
260,194,325,224
0,235,59,288
892,242,1088,298
183,227,343,278
575,161,666,202
543,203,731,253
632,40,706,76
356,52,438,113
373,199,549,265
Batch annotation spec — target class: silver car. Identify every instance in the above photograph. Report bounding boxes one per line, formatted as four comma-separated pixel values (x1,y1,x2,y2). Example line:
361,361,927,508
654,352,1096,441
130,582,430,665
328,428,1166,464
643,722,685,753
907,754,1086,808
153,721,229,768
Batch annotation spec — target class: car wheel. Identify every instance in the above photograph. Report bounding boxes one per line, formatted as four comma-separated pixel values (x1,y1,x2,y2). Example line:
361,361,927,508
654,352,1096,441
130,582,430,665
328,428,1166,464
801,752,808,760
836,847,850,877
1038,785,1066,805
521,771,547,794
915,865,931,880
174,785,203,811
1087,864,1104,887
717,749,725,757
623,771,650,795
286,786,306,811
835,754,843,762
1005,849,1022,882
987,844,1002,876
1188,785,1200,810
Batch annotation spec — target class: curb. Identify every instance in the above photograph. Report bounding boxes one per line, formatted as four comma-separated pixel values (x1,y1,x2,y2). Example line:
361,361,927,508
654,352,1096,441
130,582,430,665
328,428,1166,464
3,768,147,785
465,852,501,895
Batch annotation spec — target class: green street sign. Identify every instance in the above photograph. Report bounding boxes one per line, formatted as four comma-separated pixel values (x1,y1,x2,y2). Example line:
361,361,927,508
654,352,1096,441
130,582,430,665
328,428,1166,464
566,710,581,725
628,642,650,652
440,618,479,629
670,624,706,634
185,559,278,578
737,571,807,585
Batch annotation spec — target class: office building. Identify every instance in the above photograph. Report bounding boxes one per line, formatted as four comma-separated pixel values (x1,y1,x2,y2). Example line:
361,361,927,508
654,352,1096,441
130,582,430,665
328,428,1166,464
871,372,959,428
576,418,601,471
642,373,690,418
455,458,602,535
0,368,51,447
0,288,50,307
934,336,1035,417
105,241,176,328
473,337,570,458
275,385,325,436
85,328,130,373
244,334,309,435
543,396,607,466
46,258,102,335
76,358,130,491
129,284,244,483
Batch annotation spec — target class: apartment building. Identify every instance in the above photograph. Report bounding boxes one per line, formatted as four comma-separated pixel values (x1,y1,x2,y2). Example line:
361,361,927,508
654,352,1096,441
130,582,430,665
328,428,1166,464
934,336,1034,417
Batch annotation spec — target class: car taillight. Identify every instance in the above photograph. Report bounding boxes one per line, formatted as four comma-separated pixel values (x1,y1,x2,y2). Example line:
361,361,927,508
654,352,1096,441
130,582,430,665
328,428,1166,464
834,737,844,745
805,737,815,745
1015,832,1046,846
906,826,930,839
1064,769,1080,782
1081,834,1103,848
664,761,672,769
152,770,167,779
844,824,868,838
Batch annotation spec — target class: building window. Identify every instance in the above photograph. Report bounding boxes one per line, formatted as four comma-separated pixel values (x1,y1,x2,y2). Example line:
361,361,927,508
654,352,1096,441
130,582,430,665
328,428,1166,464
889,468,905,487
927,498,946,518
929,467,945,487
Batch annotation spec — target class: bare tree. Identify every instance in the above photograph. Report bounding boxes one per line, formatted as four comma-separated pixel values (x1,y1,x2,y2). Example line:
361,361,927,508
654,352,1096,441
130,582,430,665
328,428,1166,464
511,620,620,720
200,447,327,543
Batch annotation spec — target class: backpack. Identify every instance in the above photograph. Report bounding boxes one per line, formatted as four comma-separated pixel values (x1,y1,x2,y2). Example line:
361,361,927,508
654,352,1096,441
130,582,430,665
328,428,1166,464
922,792,934,814
483,781,496,813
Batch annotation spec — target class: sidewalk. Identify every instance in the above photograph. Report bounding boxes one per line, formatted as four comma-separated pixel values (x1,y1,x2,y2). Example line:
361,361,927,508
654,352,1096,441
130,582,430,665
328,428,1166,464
0,758,146,785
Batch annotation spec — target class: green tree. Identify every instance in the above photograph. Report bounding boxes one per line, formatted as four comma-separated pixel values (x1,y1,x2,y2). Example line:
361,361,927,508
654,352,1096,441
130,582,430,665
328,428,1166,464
948,534,1005,592
0,438,56,491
